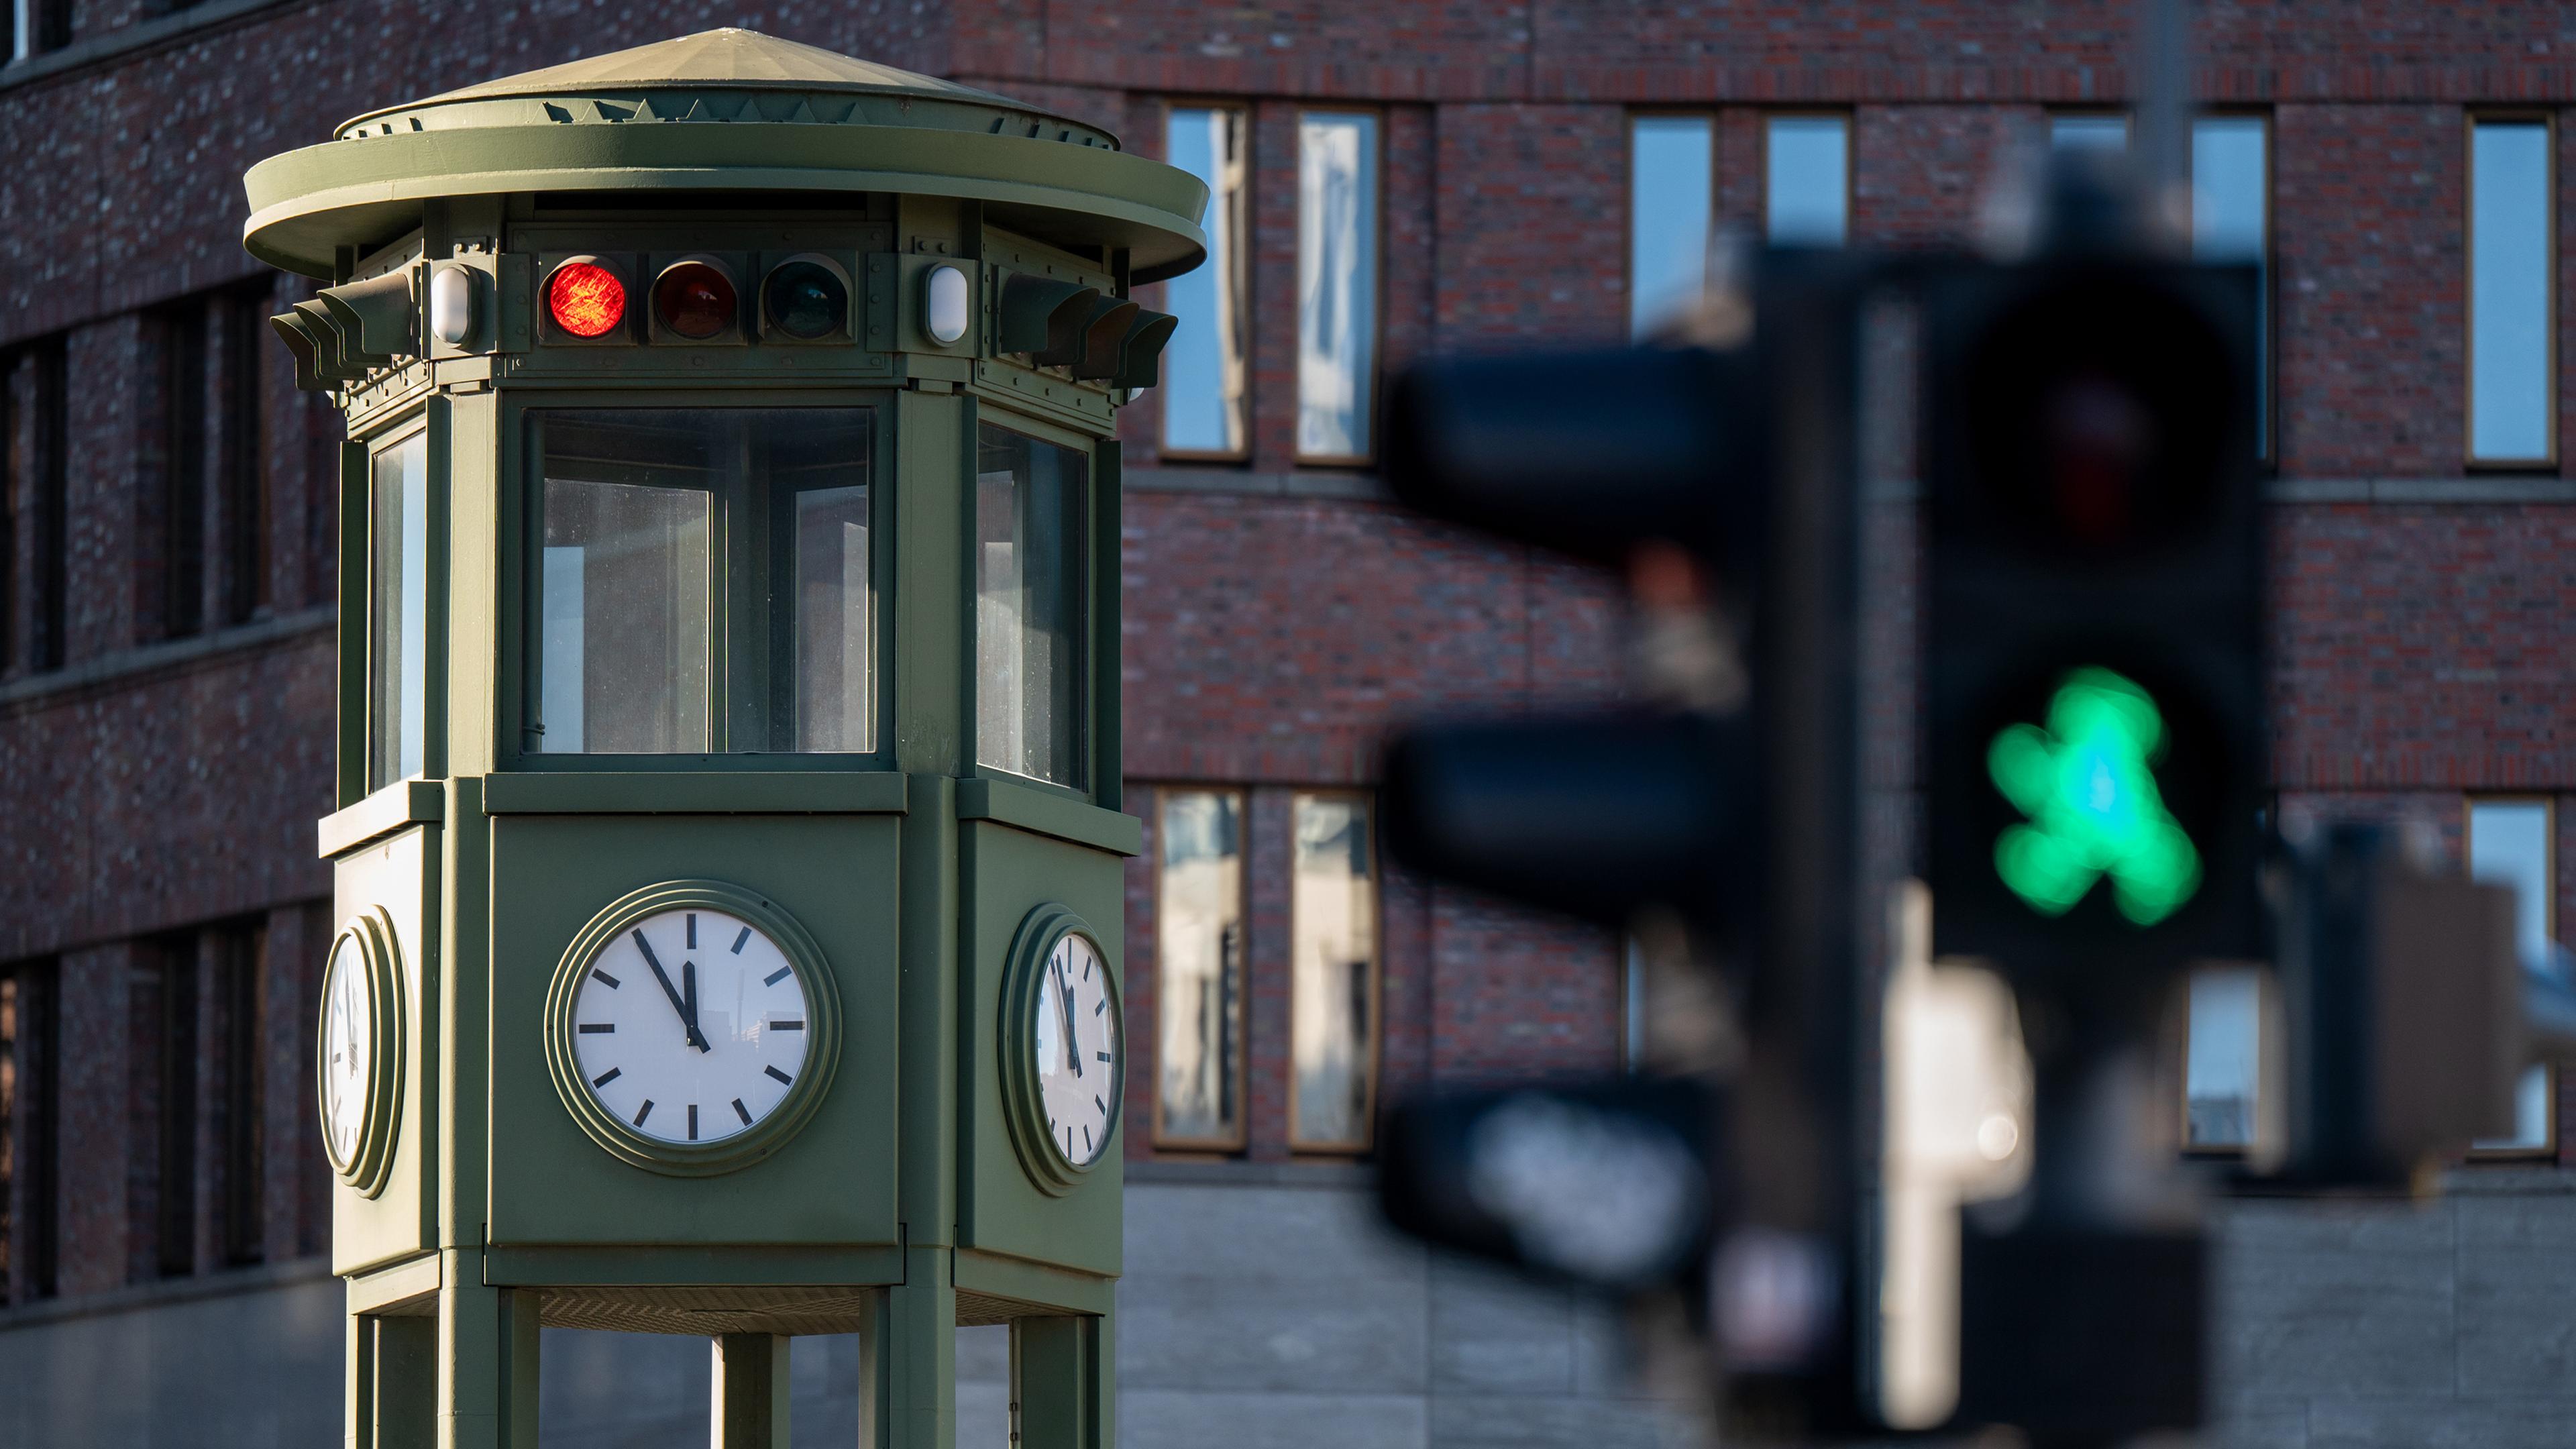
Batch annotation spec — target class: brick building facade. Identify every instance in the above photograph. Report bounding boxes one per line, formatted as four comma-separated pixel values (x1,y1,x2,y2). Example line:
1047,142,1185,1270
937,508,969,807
0,3,2570,1448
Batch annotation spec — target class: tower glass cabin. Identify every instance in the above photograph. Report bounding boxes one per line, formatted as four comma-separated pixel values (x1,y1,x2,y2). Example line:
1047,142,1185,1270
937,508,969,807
243,29,1201,1448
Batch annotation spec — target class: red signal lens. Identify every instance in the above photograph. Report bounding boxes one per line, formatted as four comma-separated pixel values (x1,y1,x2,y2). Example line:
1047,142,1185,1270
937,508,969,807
547,262,626,339
652,262,738,340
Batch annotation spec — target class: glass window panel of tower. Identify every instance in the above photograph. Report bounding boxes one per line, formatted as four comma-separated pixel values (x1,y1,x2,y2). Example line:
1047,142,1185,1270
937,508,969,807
533,409,874,756
975,424,1089,788
368,433,429,790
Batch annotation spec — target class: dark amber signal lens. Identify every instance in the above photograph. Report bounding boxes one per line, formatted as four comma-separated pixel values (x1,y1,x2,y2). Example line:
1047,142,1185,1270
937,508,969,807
653,262,738,341
763,261,846,340
546,262,626,339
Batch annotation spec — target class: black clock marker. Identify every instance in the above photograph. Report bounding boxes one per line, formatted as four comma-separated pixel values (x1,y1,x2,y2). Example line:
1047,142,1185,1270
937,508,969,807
732,927,752,955
591,1067,621,1088
686,914,697,949
1095,1051,1112,1062
763,965,792,987
1094,1000,1104,1016
1093,1094,1106,1115
769,1019,804,1031
579,1023,614,1034
1083,1124,1093,1153
591,969,621,989
732,1098,752,1125
633,1099,654,1127
688,1105,699,1140
764,1066,793,1085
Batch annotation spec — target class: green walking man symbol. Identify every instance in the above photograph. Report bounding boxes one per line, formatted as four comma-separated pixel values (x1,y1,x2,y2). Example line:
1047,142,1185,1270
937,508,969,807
1986,667,2202,926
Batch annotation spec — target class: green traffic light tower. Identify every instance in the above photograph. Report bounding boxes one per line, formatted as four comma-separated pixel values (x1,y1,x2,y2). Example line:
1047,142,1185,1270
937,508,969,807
241,30,1202,1448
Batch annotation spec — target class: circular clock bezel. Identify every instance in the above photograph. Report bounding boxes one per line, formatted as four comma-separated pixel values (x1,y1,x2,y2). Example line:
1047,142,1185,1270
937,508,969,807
998,903,1125,1195
317,907,405,1199
543,879,844,1178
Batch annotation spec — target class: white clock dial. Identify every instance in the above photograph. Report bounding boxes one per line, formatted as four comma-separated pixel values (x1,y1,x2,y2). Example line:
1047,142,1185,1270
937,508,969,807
319,932,373,1169
568,907,812,1146
1032,934,1119,1167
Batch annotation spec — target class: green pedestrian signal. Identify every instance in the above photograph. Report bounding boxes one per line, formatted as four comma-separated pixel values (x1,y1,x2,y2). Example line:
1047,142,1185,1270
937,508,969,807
1986,667,2202,925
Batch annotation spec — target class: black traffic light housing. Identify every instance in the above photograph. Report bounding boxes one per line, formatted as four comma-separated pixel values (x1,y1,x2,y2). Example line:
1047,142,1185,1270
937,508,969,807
1923,257,2266,998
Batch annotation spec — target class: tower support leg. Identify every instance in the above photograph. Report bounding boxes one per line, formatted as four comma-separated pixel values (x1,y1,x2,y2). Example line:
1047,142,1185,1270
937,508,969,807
713,1333,793,1448
436,1260,539,1449
1012,1313,1110,1449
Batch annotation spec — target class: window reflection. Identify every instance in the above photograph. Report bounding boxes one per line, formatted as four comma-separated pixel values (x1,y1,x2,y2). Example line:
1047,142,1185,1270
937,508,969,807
1157,790,1245,1147
1291,792,1377,1149
2184,967,2262,1148
2471,121,2553,462
2192,116,2269,455
2470,799,2558,1150
533,409,874,755
975,424,1089,788
1629,115,1714,336
1767,115,1849,246
1296,112,1379,462
1162,107,1250,456
368,433,428,788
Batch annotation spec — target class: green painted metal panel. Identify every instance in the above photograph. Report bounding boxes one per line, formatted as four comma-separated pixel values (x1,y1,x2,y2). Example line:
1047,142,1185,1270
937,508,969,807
331,823,442,1275
482,812,903,1250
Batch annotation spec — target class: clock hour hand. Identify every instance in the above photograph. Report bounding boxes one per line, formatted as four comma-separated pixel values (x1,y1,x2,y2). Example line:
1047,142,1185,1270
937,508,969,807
633,929,711,1053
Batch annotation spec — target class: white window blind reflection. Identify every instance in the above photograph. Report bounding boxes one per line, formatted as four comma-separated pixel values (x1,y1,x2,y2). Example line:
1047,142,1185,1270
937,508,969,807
1157,790,1246,1146
1162,107,1249,455
974,425,1089,788
1296,113,1379,461
1767,116,1849,246
2471,121,2553,462
1629,116,1714,336
2192,117,2269,455
1290,793,1377,1148
2470,800,2557,1150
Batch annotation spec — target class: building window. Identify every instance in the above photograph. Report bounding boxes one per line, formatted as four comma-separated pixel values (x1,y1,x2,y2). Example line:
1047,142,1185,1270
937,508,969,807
2469,117,2555,465
3,337,68,675
159,300,210,641
532,408,878,757
209,922,266,1268
1289,792,1378,1150
1154,789,1246,1149
9,0,65,64
368,431,429,787
1161,106,1250,459
1629,115,1713,337
218,284,272,628
1766,115,1850,246
1,958,58,1302
1295,111,1379,464
2192,115,2270,457
2050,113,2131,152
2183,966,2263,1149
975,423,1089,788
2470,798,2558,1152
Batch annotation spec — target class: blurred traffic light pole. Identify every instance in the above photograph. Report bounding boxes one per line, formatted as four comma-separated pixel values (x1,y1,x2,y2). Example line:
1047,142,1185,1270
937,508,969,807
1364,138,2576,1444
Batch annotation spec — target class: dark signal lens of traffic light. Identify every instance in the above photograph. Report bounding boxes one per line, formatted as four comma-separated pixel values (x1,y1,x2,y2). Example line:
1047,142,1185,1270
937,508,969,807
547,261,627,339
763,260,847,340
1962,272,2231,557
652,262,737,340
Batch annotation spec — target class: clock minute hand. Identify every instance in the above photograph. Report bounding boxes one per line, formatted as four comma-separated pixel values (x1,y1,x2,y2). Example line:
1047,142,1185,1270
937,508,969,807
633,929,710,1053
682,959,710,1054
1056,959,1083,1078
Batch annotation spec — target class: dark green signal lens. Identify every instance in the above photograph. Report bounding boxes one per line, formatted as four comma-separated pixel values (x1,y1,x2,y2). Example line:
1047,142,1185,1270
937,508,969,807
763,261,847,340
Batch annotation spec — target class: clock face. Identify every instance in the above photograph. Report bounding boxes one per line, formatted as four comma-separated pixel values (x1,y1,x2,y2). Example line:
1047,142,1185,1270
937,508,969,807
567,907,812,1147
1032,933,1120,1167
319,932,373,1170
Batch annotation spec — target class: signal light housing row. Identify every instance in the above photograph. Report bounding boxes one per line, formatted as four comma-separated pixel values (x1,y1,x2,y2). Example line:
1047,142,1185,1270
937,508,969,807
539,253,853,346
996,272,1178,390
